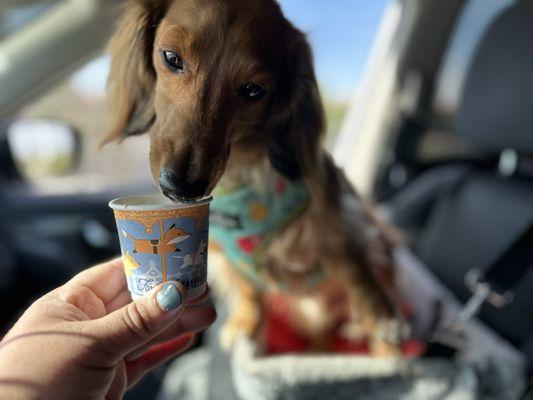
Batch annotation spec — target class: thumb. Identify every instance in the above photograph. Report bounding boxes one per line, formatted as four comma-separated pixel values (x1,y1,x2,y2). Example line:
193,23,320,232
87,281,187,363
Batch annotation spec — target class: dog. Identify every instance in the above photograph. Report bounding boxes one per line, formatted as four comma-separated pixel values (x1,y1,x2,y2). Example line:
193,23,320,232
103,0,404,356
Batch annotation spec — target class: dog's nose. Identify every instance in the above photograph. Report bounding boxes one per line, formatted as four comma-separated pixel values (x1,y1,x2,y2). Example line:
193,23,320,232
159,168,209,200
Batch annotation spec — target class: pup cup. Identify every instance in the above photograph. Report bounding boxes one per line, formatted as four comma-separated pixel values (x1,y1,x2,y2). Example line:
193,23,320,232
109,195,211,301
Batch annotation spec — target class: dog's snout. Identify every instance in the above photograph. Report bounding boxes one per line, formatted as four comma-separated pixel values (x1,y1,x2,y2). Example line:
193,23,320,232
159,167,209,201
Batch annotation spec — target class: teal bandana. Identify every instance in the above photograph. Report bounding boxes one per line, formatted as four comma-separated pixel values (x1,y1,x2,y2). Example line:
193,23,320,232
210,177,310,287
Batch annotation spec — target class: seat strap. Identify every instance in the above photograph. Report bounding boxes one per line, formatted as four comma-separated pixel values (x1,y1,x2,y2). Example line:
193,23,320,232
482,223,533,295
426,220,533,357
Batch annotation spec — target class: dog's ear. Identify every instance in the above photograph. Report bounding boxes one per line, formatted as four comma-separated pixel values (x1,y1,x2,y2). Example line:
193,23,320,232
101,0,169,145
267,28,325,181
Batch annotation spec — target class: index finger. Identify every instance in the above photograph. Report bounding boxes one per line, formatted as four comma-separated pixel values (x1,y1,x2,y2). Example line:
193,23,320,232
68,257,127,303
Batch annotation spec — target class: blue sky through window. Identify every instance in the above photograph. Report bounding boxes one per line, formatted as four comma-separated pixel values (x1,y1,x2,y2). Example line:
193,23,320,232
279,0,389,102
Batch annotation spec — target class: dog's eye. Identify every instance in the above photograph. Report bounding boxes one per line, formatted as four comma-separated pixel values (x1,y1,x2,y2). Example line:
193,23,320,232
237,83,267,102
162,50,185,73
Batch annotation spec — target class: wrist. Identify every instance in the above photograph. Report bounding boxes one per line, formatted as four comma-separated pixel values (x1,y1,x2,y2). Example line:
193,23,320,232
0,349,39,400
0,382,37,400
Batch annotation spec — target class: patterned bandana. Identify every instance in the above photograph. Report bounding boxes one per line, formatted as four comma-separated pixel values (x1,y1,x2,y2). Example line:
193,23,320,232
209,177,310,288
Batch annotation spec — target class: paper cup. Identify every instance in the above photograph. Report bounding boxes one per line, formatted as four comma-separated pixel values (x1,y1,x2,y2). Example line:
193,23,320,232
109,195,211,301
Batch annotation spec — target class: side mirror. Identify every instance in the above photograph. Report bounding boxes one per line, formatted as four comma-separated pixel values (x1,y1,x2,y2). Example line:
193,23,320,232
6,118,81,180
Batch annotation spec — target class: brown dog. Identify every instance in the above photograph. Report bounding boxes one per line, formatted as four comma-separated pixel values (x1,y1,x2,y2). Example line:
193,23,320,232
103,0,404,356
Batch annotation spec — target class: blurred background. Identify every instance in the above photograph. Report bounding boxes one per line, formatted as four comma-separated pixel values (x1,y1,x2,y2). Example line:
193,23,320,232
2,0,533,398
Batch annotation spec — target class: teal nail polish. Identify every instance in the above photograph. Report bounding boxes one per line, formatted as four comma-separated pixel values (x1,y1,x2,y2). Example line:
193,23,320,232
156,282,182,311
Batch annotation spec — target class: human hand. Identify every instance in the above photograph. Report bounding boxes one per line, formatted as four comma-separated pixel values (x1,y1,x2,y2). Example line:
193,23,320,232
0,258,216,400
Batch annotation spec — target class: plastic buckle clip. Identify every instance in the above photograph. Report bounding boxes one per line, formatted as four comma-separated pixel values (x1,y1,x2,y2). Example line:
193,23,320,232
464,269,514,308
427,269,514,352
449,269,513,332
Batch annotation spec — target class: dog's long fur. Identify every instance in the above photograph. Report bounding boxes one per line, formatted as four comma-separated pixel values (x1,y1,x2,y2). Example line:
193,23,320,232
104,0,402,356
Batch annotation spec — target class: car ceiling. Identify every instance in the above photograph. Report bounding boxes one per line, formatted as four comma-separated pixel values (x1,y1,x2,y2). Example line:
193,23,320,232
0,0,121,118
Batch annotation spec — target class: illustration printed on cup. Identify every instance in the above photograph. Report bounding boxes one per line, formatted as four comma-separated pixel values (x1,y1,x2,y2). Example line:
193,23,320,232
115,210,210,298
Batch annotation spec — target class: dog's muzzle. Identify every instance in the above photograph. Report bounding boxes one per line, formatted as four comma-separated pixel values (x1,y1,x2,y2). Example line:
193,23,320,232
159,167,209,201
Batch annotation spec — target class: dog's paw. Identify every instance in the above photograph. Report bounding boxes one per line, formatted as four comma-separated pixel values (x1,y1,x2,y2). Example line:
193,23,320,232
370,318,410,358
219,324,238,351
338,321,367,342
377,318,410,344
219,314,259,352
371,338,403,358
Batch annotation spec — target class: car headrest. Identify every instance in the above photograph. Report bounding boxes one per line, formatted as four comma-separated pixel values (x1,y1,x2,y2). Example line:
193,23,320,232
455,1,533,154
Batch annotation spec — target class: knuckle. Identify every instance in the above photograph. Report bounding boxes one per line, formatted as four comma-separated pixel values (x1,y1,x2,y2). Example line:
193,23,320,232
123,302,153,341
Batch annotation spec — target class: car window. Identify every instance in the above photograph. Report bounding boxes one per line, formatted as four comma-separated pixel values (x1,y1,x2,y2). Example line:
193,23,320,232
0,0,63,40
279,0,390,148
13,0,390,194
19,55,154,194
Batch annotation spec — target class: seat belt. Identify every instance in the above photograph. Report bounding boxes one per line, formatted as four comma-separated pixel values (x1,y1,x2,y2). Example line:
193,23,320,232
481,224,533,295
426,222,533,356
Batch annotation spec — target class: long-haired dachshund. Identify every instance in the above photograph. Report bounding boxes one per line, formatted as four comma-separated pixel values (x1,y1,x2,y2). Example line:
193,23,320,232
103,0,404,356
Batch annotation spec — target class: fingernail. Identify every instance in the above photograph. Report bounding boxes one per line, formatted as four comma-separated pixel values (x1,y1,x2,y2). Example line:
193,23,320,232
156,282,182,312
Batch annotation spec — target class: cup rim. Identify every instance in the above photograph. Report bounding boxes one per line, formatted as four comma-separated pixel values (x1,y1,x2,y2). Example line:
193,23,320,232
109,194,212,211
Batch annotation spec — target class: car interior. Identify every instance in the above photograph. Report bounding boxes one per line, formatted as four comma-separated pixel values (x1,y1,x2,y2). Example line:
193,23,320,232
382,0,533,365
1,0,533,398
